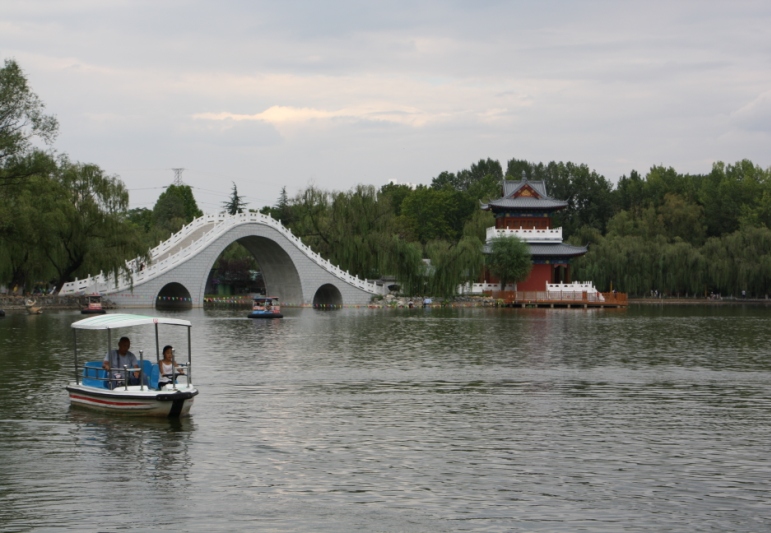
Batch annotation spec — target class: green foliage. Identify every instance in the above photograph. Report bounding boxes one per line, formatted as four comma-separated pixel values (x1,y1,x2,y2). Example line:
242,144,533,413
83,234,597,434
699,160,770,237
431,158,502,202
424,237,485,299
505,159,616,237
0,156,150,290
487,235,532,290
378,182,412,216
40,159,149,288
462,209,495,241
289,184,397,279
400,186,475,243
379,236,424,295
152,184,203,236
0,59,58,181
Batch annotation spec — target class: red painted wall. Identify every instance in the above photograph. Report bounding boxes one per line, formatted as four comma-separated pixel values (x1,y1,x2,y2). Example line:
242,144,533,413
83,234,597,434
517,264,552,291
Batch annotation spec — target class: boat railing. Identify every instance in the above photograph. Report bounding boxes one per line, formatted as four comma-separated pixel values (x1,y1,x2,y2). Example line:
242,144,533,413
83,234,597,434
81,361,156,391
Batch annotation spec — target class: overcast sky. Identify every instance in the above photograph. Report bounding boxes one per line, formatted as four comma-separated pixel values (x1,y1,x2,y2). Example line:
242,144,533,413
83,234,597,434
3,1,770,212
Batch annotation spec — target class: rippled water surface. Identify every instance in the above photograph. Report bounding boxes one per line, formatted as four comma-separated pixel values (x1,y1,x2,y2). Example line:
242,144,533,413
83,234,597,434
2,305,771,531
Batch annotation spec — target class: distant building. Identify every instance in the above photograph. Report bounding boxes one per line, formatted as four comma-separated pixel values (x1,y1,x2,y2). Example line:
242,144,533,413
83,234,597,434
477,178,588,291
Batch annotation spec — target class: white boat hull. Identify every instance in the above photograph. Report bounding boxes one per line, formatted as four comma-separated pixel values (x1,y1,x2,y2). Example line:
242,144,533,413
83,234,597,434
66,383,198,417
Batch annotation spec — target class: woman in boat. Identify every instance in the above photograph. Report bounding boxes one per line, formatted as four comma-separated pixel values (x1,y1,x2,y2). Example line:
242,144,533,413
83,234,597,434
158,345,185,389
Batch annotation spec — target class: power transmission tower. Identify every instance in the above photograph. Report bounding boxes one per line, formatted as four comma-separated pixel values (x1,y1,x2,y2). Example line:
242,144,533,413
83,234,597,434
172,168,185,186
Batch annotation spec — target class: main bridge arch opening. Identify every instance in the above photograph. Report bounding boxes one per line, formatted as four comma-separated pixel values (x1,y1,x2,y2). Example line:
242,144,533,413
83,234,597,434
202,235,304,306
204,241,264,299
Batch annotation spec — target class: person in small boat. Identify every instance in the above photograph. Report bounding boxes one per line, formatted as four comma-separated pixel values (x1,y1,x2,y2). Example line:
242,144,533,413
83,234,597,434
158,345,184,389
102,336,144,388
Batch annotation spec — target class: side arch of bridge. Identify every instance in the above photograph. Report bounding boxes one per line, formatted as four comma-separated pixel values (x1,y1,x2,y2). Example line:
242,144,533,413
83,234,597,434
59,213,382,308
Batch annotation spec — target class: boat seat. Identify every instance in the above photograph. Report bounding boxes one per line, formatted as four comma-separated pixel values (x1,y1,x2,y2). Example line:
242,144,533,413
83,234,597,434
82,361,109,388
82,360,156,388
149,363,160,390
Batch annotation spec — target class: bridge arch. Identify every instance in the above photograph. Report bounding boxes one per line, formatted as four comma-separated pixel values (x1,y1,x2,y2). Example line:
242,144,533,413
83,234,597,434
156,282,193,310
313,283,343,308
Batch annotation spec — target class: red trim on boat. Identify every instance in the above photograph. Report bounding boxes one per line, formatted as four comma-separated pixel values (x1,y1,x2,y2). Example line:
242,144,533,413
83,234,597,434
69,393,148,407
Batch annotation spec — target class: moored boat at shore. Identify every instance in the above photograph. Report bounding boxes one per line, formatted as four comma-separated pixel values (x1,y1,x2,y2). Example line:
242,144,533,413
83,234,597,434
81,293,107,314
65,314,199,417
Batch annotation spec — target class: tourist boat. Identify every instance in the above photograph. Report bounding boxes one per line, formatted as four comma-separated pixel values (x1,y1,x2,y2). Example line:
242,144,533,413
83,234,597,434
25,299,42,314
247,296,283,318
81,293,106,314
65,314,199,417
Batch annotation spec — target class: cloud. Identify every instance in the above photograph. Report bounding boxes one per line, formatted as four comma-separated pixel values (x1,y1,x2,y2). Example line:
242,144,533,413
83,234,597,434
731,92,771,134
193,104,443,128
3,0,771,211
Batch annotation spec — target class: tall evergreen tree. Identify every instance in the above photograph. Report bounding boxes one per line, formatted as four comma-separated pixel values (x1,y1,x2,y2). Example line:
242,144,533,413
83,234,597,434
223,182,248,215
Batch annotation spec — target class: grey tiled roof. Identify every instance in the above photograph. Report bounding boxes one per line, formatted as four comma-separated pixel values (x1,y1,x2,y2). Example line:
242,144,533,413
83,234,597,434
481,179,567,211
483,242,587,258
528,243,588,257
503,180,550,198
483,197,568,210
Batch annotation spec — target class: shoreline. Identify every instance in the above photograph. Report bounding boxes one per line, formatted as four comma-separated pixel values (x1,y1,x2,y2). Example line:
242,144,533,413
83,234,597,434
630,297,771,305
2,294,768,312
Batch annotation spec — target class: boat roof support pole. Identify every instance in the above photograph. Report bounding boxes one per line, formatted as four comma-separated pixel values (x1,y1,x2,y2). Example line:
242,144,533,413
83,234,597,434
73,329,80,385
139,349,144,391
155,323,160,363
187,326,192,386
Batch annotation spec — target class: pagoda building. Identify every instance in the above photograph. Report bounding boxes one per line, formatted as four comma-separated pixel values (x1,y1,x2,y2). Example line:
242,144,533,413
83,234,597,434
479,178,588,292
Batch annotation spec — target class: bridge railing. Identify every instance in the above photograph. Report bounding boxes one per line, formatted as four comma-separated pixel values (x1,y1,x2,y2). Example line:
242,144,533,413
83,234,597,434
59,212,381,296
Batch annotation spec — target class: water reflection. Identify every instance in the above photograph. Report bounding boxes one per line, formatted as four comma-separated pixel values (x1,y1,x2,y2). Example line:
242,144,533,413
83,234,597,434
67,410,195,482
2,306,771,531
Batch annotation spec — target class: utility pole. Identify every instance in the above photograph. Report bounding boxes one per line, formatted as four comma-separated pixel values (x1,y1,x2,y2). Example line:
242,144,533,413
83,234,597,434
172,168,185,186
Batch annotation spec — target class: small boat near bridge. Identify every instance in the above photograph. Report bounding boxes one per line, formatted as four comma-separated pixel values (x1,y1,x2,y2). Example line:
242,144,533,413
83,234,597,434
248,296,283,319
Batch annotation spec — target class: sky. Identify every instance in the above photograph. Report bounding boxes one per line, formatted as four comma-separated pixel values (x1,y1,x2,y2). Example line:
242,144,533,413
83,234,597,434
2,1,770,212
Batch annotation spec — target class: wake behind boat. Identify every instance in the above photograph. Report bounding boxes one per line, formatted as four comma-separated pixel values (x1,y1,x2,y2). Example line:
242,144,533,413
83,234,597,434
66,314,199,417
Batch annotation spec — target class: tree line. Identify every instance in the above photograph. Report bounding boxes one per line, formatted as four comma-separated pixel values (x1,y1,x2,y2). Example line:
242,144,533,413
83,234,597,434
263,158,771,298
3,57,771,298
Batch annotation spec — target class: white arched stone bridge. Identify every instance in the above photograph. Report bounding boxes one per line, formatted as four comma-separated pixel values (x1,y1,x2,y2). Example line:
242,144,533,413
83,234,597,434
59,212,385,308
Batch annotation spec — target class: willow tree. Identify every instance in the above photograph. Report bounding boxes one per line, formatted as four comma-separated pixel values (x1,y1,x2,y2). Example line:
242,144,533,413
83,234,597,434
379,235,424,295
487,235,531,291
36,159,149,289
289,184,399,280
0,173,55,289
425,237,485,299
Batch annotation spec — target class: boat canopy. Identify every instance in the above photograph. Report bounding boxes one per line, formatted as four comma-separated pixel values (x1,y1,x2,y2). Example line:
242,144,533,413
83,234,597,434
72,313,191,330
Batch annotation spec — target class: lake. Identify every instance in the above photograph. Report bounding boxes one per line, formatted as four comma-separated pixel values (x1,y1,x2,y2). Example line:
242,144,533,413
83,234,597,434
1,305,770,532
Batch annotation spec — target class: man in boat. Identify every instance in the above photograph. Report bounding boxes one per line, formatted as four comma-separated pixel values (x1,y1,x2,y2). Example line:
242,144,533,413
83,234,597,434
102,337,144,388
